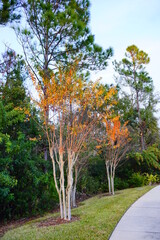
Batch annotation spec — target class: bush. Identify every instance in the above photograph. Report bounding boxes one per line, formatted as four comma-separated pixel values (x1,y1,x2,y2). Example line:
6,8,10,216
80,175,101,194
129,172,145,187
143,173,159,185
114,177,129,190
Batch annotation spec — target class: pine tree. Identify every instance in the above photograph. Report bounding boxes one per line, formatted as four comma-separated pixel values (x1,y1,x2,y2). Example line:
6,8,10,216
113,45,155,150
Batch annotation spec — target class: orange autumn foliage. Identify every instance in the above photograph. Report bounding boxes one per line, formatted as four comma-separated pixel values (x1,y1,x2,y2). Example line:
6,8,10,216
29,62,117,219
105,116,130,148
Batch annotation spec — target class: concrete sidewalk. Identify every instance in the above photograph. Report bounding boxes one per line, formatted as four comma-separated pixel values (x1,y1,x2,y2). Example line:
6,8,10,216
109,186,160,240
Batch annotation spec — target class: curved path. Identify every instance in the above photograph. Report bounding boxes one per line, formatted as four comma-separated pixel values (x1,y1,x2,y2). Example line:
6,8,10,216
109,185,160,240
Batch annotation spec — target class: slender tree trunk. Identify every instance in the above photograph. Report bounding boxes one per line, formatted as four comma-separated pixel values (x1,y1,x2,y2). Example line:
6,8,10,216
49,149,63,217
133,61,145,152
111,166,115,195
66,151,74,220
111,176,114,195
105,161,111,194
59,153,66,219
59,192,63,219
136,90,145,150
44,148,48,173
67,166,73,220
72,187,76,208
43,30,49,162
72,165,78,207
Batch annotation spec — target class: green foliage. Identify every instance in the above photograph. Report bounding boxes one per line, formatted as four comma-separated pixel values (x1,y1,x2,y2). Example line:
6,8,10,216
0,132,59,219
0,50,58,221
113,45,159,150
17,0,112,74
0,0,21,25
114,177,129,190
129,172,145,187
144,173,159,185
129,145,160,170
78,156,106,194
114,45,152,93
142,148,160,169
0,101,6,130
0,128,59,220
0,157,17,202
80,175,100,194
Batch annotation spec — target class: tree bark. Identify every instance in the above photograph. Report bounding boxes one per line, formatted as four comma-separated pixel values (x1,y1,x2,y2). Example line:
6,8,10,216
136,90,145,151
106,161,111,194
111,166,115,195
66,151,74,220
111,176,114,195
72,165,78,207
59,153,66,219
49,149,63,218
109,164,114,195
59,192,63,219
67,167,73,220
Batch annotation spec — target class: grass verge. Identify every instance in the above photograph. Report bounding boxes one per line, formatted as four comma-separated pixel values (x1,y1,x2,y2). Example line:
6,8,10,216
1,186,153,240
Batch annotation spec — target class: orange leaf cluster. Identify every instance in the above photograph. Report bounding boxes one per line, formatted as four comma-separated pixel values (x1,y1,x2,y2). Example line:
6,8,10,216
105,116,130,148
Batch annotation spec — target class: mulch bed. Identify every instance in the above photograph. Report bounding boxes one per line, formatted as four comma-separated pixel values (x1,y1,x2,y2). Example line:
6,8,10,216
37,216,79,227
98,193,112,198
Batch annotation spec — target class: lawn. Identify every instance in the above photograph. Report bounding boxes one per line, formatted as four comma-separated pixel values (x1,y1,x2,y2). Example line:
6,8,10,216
2,186,153,240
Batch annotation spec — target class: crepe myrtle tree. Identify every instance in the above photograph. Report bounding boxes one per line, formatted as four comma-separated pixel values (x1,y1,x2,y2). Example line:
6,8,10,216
12,0,113,161
29,62,116,220
97,116,130,195
71,143,94,208
16,0,113,115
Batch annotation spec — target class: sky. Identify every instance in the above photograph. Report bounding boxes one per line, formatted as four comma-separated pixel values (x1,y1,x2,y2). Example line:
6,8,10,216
90,0,160,95
0,0,160,111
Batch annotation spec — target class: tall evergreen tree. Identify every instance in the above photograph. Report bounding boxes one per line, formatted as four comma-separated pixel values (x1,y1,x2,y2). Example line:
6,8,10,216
113,45,156,150
17,0,112,75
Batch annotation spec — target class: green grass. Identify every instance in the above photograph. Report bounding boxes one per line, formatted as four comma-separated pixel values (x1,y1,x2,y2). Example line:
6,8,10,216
2,186,153,240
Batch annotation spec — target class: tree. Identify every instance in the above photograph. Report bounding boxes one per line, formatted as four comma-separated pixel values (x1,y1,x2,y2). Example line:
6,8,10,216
30,63,115,220
0,0,21,25
13,0,113,162
113,45,154,151
16,0,112,73
97,116,130,195
0,49,58,221
71,141,94,207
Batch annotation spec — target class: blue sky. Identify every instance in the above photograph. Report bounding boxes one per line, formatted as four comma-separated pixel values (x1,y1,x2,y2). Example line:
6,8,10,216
90,0,160,96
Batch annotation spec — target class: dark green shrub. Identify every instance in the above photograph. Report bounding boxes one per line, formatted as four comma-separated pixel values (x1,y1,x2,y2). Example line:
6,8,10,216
129,172,145,187
114,177,129,190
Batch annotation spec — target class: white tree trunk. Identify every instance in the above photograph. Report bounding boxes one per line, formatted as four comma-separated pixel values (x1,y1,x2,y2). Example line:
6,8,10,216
59,193,63,219
106,161,111,194
66,152,74,220
59,153,66,219
50,149,63,218
111,166,115,195
111,176,114,195
71,166,78,207
72,186,76,208
67,168,73,220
